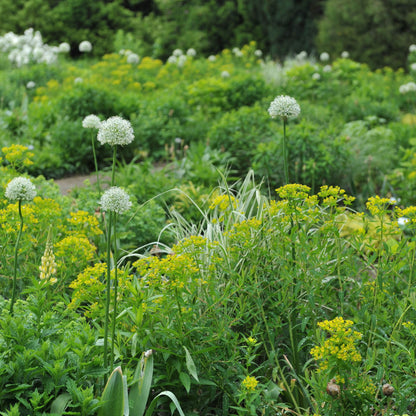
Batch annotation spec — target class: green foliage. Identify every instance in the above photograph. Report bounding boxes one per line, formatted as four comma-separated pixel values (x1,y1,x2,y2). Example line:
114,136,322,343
317,0,416,69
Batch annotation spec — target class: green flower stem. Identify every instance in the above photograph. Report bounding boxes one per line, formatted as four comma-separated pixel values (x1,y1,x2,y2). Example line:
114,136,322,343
282,118,289,185
10,200,23,315
111,213,118,366
111,146,117,187
103,211,113,371
91,132,101,194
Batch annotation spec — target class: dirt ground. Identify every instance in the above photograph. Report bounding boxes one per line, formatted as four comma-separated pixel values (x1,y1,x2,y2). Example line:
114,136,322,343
54,173,110,195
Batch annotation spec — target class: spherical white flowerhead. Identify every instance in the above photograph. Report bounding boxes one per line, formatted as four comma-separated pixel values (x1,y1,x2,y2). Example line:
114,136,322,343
167,55,177,64
323,64,332,72
320,52,330,62
409,44,416,53
172,48,183,57
208,55,216,62
221,70,230,78
97,116,134,146
186,48,196,57
5,177,36,201
312,72,321,81
26,81,36,89
59,42,70,53
254,49,263,57
341,51,349,58
79,40,92,53
82,114,101,129
268,95,301,120
100,187,132,214
411,63,416,72
126,52,140,65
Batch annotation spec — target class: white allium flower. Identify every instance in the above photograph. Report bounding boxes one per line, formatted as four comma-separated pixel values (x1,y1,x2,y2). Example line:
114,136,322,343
323,64,332,72
399,82,416,94
172,48,183,57
26,81,36,89
126,52,140,65
320,52,330,62
221,70,230,78
208,55,216,62
409,44,416,53
74,77,83,84
268,95,301,120
79,40,92,53
82,114,101,129
97,116,134,146
177,55,187,67
296,51,308,60
186,48,196,57
312,72,321,80
5,177,36,201
100,187,132,214
254,49,263,57
398,217,410,226
59,42,70,53
341,51,349,58
167,55,177,64
411,63,416,71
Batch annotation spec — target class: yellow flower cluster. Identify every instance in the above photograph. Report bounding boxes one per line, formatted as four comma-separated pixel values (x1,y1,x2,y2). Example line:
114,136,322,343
310,317,363,370
397,206,416,223
209,194,238,211
55,235,96,270
2,144,34,170
276,183,311,200
241,375,258,391
318,185,355,207
366,195,393,216
66,210,103,237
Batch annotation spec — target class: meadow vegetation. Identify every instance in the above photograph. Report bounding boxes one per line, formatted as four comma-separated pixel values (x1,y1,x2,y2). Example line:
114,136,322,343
1,31,416,416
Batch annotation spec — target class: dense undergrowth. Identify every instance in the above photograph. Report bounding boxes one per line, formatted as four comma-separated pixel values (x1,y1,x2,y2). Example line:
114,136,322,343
1,36,416,416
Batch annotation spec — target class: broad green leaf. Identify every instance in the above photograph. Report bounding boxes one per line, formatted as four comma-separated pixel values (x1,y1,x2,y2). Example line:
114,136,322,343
179,371,191,393
50,393,71,415
129,351,154,416
183,346,199,382
99,366,125,416
144,391,186,416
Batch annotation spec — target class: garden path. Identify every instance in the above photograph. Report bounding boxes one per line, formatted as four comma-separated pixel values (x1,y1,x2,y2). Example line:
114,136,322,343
54,173,110,195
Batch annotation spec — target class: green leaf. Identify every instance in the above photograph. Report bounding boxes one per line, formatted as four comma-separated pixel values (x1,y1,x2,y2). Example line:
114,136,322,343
144,391,186,416
183,346,199,382
179,372,191,393
129,351,154,416
99,366,125,416
50,393,72,415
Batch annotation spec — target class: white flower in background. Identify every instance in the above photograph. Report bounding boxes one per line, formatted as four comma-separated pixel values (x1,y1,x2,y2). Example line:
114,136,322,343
398,217,410,226
126,52,140,65
410,63,416,71
82,114,101,129
177,55,187,67
254,49,263,57
341,51,349,58
320,52,330,62
221,70,230,78
167,55,177,64
409,44,416,53
186,48,196,57
232,47,243,57
312,72,321,80
58,42,70,53
5,177,36,201
100,187,132,214
172,48,183,57
97,116,134,146
26,81,36,89
268,95,301,120
74,77,83,84
323,64,332,72
79,40,92,53
296,51,308,60
399,82,416,94
208,55,216,62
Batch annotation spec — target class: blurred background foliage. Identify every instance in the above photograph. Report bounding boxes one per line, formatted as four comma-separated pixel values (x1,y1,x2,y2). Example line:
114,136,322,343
0,0,415,69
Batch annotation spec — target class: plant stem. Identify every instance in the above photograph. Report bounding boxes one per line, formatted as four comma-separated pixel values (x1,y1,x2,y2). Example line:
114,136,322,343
283,118,289,185
91,131,101,195
10,200,23,315
103,211,113,371
111,213,118,366
111,146,117,187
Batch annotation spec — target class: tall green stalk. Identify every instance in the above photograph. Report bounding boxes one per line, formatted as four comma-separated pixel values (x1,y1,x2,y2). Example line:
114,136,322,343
111,213,119,366
10,200,23,315
91,132,101,194
283,118,289,185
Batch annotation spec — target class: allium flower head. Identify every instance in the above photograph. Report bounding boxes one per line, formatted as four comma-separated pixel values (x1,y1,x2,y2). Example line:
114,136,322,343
409,44,416,53
26,81,36,89
100,187,132,214
79,40,92,53
208,55,216,62
268,95,300,120
59,42,70,53
172,49,183,57
97,116,134,146
320,52,330,62
186,48,196,57
312,72,321,80
5,177,36,201
254,49,263,57
411,63,416,71
167,55,177,64
126,52,140,65
323,64,332,72
221,70,230,78
341,51,349,58
82,114,101,129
